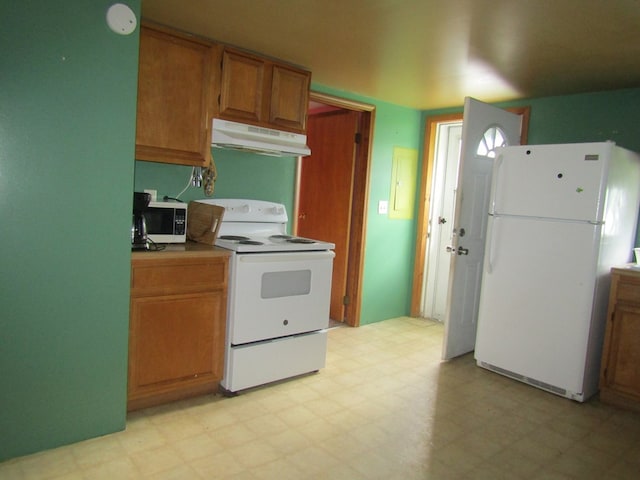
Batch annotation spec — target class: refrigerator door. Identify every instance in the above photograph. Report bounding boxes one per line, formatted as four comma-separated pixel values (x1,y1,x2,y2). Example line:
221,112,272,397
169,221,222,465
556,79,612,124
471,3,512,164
476,215,601,398
490,142,611,222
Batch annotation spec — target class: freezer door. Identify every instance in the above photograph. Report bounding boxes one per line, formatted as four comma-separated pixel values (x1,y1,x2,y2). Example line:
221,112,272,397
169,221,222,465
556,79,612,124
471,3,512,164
476,215,602,395
491,143,610,222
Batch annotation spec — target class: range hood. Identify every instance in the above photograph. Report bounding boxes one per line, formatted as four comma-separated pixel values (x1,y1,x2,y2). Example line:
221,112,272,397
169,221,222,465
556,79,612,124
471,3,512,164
211,118,311,157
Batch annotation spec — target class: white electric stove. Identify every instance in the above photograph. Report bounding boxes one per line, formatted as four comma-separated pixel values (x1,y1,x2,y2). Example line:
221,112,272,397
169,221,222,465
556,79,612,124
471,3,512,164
194,198,335,393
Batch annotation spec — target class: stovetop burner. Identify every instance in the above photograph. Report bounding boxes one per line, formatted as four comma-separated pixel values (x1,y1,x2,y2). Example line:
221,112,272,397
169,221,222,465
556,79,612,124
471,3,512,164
219,235,264,245
220,235,250,241
288,238,316,244
239,240,264,245
268,234,316,244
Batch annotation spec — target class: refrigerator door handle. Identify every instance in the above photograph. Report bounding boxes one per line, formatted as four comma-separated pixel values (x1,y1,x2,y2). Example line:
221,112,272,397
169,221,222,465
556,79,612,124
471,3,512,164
486,215,497,273
490,154,504,214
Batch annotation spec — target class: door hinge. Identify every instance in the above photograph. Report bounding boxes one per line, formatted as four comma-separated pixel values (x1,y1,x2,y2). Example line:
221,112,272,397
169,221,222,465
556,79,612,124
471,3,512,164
343,295,350,305
354,132,362,144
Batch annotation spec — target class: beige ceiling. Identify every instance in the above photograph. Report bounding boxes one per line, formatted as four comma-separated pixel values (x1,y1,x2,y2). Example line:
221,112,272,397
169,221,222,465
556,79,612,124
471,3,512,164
141,0,640,110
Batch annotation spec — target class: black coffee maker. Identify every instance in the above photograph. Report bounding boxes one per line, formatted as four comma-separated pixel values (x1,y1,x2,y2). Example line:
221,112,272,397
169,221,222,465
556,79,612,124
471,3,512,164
132,192,151,250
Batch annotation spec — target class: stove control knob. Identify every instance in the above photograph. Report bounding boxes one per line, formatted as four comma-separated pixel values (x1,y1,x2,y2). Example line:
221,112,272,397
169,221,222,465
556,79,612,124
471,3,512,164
238,204,250,213
271,206,285,215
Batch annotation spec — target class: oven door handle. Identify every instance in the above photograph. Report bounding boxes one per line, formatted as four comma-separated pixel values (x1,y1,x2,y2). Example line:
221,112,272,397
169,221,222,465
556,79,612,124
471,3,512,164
238,251,335,263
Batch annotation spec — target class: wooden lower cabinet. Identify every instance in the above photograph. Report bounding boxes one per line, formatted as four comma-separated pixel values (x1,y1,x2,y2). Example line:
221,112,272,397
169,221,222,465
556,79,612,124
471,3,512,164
599,266,640,412
128,250,228,411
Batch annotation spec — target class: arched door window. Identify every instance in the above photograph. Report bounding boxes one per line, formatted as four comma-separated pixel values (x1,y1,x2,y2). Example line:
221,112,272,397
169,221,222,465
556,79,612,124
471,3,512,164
476,126,507,158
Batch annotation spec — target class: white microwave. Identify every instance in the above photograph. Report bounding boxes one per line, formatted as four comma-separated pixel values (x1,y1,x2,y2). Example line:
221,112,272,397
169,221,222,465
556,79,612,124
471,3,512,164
146,201,187,243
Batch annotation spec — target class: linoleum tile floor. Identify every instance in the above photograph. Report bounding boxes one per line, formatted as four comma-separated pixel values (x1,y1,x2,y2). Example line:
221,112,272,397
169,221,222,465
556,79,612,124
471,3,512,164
3,317,640,479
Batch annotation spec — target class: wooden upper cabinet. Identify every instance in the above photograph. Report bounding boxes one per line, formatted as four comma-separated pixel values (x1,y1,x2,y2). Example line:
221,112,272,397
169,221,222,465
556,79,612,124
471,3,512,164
270,64,311,131
135,24,218,166
219,50,265,124
218,47,311,133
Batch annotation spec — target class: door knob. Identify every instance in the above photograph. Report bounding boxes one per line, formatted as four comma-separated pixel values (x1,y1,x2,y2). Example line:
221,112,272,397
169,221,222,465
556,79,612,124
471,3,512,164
457,246,469,255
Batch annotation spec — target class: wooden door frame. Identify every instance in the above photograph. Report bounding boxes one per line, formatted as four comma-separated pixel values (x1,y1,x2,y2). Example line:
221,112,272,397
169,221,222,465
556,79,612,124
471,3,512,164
294,91,375,327
410,107,530,317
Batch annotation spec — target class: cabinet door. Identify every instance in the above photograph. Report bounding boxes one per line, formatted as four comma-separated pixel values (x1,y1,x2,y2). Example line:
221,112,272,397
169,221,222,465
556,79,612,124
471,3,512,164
128,290,225,403
269,64,310,131
218,48,310,133
602,303,640,398
219,49,265,123
135,26,214,166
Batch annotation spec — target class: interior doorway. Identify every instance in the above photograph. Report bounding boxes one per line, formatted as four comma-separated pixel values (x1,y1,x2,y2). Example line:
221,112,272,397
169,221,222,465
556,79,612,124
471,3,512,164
298,110,359,322
412,113,462,317
293,92,375,327
420,120,463,320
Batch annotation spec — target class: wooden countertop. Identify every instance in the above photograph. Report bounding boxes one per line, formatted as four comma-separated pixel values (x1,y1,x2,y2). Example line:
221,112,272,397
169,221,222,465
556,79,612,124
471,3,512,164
131,241,231,261
611,264,640,277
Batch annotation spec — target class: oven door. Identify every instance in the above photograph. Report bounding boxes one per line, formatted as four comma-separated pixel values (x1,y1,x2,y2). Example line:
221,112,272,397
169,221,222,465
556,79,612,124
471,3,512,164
229,250,335,344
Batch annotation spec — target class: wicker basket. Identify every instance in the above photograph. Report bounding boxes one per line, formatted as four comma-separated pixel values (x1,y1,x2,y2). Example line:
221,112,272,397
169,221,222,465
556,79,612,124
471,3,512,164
186,201,225,245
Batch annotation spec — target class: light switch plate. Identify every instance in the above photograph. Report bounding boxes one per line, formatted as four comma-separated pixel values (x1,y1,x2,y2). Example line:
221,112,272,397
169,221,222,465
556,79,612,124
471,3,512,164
378,200,388,215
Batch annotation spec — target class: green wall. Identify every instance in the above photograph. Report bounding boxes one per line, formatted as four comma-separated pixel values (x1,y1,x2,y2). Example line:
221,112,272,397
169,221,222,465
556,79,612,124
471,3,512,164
0,0,141,461
134,150,298,222
505,88,640,150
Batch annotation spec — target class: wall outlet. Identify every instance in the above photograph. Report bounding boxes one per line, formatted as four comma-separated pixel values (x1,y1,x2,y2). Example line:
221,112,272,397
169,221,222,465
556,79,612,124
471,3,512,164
378,200,388,215
144,189,157,202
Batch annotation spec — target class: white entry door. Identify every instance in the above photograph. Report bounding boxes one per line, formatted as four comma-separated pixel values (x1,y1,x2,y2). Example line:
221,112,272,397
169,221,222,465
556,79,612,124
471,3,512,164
441,97,522,360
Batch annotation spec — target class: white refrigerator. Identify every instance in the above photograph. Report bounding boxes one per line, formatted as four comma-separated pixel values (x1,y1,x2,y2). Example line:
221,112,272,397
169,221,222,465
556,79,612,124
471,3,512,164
475,141,640,402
